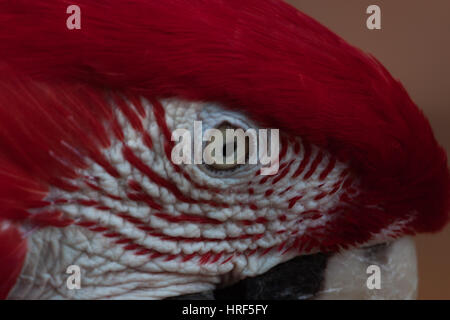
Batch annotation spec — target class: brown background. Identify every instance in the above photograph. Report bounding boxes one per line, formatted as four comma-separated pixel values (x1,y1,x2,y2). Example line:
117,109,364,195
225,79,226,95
286,0,450,299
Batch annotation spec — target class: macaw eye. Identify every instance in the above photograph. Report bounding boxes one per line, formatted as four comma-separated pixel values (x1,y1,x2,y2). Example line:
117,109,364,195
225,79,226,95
205,123,249,171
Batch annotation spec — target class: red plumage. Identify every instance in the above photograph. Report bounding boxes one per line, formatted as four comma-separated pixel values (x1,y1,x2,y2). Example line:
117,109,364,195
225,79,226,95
0,0,448,297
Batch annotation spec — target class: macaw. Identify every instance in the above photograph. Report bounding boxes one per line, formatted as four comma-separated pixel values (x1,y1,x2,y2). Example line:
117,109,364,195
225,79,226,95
0,0,448,299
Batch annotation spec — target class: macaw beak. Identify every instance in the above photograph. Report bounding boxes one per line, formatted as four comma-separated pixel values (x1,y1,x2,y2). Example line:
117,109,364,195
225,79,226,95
168,237,417,300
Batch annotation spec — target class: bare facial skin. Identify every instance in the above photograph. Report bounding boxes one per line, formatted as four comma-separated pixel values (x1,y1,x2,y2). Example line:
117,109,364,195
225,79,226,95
7,97,417,299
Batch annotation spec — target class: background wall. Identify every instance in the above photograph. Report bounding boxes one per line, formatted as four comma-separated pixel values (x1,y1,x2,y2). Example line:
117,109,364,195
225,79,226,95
286,0,450,299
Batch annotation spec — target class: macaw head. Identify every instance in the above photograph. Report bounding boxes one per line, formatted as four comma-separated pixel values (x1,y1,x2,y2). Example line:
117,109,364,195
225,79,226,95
0,0,448,299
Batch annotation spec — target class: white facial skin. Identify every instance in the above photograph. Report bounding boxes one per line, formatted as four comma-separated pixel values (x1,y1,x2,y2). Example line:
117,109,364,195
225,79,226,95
8,97,371,299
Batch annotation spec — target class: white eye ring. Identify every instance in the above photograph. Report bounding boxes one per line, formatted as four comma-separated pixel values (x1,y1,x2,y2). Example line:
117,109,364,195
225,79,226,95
195,105,261,179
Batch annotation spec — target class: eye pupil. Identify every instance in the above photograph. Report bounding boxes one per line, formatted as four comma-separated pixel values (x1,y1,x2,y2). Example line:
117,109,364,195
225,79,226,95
205,122,249,172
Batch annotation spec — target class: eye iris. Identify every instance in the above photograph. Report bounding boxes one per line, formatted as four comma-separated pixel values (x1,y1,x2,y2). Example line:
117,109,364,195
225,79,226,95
206,123,248,171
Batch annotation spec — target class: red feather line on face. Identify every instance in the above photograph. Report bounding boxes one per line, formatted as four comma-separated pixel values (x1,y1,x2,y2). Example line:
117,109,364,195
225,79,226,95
0,0,448,296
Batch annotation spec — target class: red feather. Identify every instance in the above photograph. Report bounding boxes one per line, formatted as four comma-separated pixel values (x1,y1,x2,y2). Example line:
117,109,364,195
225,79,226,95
0,220,27,299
